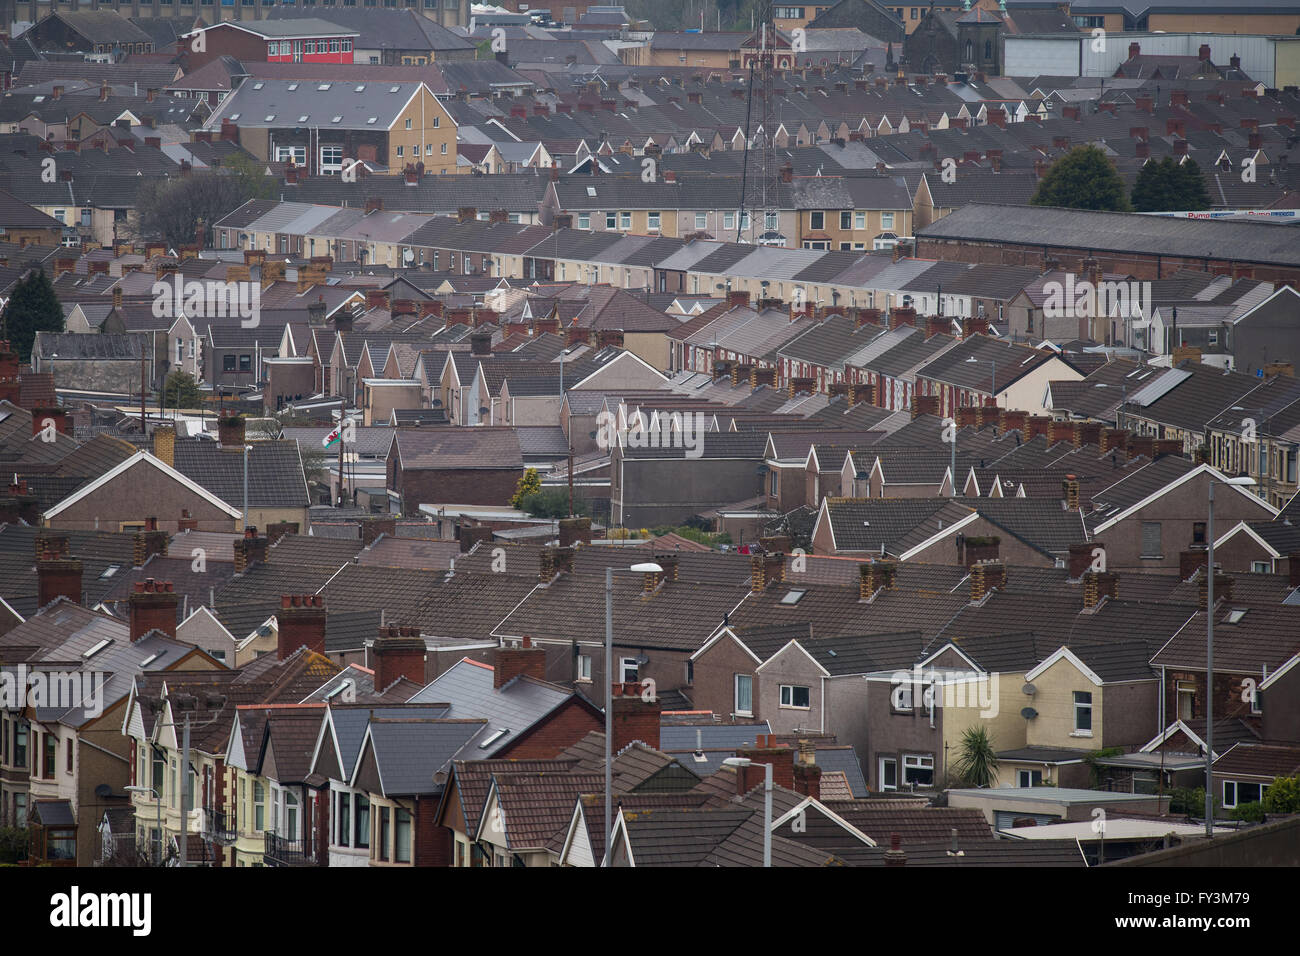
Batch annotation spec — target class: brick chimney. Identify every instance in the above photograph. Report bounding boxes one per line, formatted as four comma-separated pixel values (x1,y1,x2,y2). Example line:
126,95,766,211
558,517,593,548
1062,475,1080,512
1198,569,1233,609
277,594,326,659
961,536,1000,569
217,413,245,449
793,739,821,800
494,635,546,688
610,680,661,750
129,578,178,641
735,737,795,793
750,551,785,592
538,545,576,583
470,331,493,356
457,522,494,553
1082,570,1118,610
132,529,169,567
36,536,82,606
233,528,268,573
1067,542,1098,581
373,625,426,688
884,832,907,865
911,394,940,419
178,509,199,532
859,560,897,599
32,407,68,437
1179,549,1209,582
152,424,175,467
969,559,1007,602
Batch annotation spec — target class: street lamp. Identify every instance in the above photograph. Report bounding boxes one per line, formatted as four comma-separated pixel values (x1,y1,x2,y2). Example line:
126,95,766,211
124,785,162,866
604,561,663,866
1205,473,1256,837
722,757,771,867
965,355,998,408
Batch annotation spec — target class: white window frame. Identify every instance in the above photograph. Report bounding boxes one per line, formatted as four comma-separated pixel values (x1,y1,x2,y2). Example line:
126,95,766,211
734,673,753,717
879,757,897,791
577,654,592,682
902,753,934,788
779,684,810,709
881,212,895,230
1072,690,1093,736
619,658,639,683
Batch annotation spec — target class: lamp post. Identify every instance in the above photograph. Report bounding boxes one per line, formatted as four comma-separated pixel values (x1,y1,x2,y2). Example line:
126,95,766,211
965,355,998,408
1205,473,1255,837
124,785,162,866
722,757,771,866
604,561,663,866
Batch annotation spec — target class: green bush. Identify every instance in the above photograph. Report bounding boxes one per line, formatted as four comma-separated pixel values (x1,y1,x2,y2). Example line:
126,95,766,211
1228,802,1266,823
0,827,29,863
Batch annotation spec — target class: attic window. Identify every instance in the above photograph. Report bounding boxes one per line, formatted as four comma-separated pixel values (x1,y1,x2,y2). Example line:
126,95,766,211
367,117,378,125
355,85,366,92
332,116,343,123
1020,355,1035,365
479,728,509,749
586,186,596,197
780,589,806,605
287,83,299,91
252,82,264,90
82,638,111,659
389,86,401,93
139,653,158,667
317,84,332,91
298,115,309,123
229,113,240,121
264,115,276,122
99,565,119,579
324,678,355,701
1226,608,1247,624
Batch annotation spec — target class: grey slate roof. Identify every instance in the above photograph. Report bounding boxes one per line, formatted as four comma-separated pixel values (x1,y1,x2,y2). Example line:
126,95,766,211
406,658,578,756
364,717,486,795
172,439,309,509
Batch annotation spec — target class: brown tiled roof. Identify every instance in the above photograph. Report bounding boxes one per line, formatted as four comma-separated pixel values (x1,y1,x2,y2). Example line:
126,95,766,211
1213,743,1300,780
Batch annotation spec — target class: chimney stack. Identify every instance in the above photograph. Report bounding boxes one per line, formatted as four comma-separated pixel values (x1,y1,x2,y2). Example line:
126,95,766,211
373,625,427,688
129,578,178,641
494,635,547,688
969,559,1007,602
36,536,82,607
610,680,661,750
277,594,326,659
750,551,785,592
734,737,795,793
793,739,821,800
1082,570,1119,610
217,413,245,449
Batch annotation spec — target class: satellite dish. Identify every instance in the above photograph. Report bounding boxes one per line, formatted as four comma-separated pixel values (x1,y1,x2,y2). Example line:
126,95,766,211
1020,707,1038,720
1022,683,1037,696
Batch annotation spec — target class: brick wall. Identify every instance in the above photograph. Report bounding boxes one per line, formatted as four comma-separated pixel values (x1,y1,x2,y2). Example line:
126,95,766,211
497,697,603,759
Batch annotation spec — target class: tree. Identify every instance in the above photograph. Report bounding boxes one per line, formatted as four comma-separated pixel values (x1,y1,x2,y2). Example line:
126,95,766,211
1173,158,1212,210
1030,145,1132,212
519,487,587,519
132,170,264,248
164,370,201,408
0,268,63,362
952,725,999,787
1131,156,1211,212
1262,774,1300,813
509,467,542,508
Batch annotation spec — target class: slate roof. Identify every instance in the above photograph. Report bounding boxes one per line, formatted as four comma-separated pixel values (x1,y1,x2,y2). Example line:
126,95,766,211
172,439,309,508
406,658,581,756
364,717,487,795
394,427,523,470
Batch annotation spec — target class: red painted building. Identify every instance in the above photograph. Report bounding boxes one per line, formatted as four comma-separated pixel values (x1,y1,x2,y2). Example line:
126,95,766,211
182,19,359,72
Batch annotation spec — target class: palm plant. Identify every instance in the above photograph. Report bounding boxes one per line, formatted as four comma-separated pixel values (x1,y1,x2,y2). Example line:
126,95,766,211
953,725,999,788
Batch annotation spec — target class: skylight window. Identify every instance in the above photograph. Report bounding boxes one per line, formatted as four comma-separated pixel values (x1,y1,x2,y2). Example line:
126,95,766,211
318,84,332,91
389,86,401,93
332,115,343,123
586,186,596,197
264,115,275,122
299,115,309,123
780,589,807,605
229,113,240,121
99,565,119,579
139,653,158,667
479,728,509,749
82,639,111,659
367,117,377,124
252,82,264,90
355,85,366,92
1226,608,1248,624
287,83,298,91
